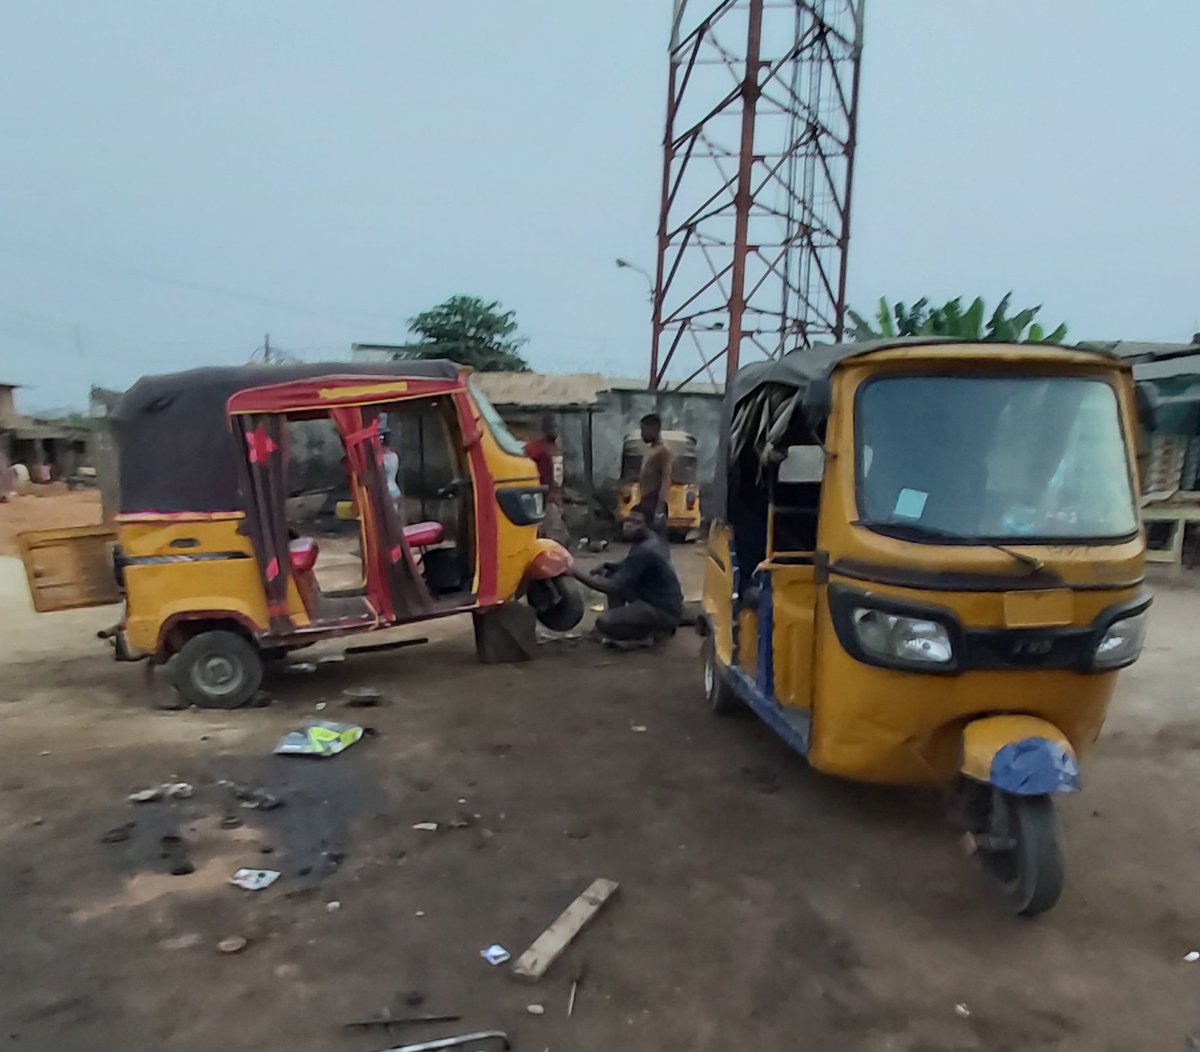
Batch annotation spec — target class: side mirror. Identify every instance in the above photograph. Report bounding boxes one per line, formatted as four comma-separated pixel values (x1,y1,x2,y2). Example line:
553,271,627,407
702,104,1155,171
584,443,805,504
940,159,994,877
778,444,825,484
1135,381,1158,433
802,377,832,427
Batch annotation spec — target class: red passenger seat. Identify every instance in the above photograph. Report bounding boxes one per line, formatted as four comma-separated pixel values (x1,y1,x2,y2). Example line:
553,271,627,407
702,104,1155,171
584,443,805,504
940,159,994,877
402,521,445,548
288,536,319,573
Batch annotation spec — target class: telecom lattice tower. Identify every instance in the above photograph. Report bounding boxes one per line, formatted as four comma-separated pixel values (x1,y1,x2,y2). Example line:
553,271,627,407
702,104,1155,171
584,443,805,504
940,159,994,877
649,0,865,389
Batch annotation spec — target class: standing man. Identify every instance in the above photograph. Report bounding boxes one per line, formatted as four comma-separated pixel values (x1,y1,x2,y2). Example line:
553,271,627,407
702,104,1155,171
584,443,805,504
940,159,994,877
380,429,402,511
636,413,673,537
525,414,568,544
569,507,683,645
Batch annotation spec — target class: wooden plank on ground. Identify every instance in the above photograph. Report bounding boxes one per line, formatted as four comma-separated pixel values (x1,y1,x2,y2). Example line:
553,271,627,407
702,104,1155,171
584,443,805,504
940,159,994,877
511,878,619,981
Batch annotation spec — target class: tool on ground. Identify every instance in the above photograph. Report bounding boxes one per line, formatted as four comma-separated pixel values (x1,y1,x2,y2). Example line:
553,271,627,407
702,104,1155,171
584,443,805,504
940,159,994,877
344,1013,461,1032
376,1031,510,1052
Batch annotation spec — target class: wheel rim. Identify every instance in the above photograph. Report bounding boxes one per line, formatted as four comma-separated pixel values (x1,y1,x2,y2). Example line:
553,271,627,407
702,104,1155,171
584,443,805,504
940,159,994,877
193,653,245,699
703,649,715,698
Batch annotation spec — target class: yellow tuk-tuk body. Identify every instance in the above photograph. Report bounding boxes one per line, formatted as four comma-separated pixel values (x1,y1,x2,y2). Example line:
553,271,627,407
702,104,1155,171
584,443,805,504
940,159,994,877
19,361,581,707
616,430,702,538
702,340,1150,913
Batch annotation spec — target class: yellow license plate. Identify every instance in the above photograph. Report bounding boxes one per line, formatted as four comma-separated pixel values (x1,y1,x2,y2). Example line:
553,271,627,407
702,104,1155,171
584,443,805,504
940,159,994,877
1003,590,1074,628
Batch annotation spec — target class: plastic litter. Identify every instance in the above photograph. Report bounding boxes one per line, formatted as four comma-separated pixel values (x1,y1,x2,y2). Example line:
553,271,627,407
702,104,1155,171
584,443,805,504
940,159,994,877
218,936,248,954
526,1004,544,1016
230,868,281,891
274,721,363,758
481,944,510,966
412,822,439,832
1185,951,1200,963
286,662,318,674
128,787,163,803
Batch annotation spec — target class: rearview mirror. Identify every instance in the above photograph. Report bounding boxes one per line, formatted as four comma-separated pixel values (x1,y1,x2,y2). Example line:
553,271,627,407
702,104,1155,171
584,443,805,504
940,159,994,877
778,445,824,484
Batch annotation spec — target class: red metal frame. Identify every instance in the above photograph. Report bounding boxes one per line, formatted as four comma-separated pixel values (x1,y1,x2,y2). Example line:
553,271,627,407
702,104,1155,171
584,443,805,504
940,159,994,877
650,0,865,389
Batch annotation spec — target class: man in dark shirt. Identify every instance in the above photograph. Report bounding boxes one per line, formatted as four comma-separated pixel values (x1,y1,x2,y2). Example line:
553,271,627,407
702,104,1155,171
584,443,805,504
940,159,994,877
569,508,683,644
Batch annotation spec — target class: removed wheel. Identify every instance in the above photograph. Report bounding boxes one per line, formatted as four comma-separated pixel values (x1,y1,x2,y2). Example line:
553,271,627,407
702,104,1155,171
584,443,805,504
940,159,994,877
977,791,1064,917
528,576,584,632
703,634,739,714
171,630,263,709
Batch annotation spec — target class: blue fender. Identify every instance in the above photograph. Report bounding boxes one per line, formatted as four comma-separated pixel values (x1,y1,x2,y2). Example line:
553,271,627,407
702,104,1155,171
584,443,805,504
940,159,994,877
961,715,1080,796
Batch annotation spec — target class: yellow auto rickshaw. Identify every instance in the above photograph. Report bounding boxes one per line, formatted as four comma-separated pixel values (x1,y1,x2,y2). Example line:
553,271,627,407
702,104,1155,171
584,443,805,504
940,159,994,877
701,338,1151,915
18,361,581,709
616,429,701,541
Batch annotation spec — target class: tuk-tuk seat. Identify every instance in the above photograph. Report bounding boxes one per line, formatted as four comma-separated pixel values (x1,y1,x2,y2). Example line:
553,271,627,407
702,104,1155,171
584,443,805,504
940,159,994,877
403,521,445,549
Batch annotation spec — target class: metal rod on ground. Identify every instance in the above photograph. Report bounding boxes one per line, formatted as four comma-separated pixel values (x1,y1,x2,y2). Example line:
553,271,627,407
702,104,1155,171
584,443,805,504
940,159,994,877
378,1031,511,1052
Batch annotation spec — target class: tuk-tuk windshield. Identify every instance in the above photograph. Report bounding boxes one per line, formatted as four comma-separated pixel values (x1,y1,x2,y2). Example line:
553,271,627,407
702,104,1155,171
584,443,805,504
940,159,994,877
857,375,1137,542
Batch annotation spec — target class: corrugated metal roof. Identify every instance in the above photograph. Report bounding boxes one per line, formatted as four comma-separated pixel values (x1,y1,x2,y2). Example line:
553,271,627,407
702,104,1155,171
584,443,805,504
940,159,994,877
473,372,608,408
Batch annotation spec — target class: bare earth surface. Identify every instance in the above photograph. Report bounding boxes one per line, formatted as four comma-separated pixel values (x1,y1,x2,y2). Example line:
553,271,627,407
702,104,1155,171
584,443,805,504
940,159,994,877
0,489,102,557
1,497,1200,1050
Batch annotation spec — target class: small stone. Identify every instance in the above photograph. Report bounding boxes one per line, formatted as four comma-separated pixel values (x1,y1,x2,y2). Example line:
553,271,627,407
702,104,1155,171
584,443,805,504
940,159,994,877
527,1004,545,1016
165,782,193,799
170,860,195,877
631,725,648,733
326,900,341,912
259,845,274,855
415,910,426,917
412,822,439,832
29,816,44,827
217,936,248,954
1185,951,1200,963
40,751,50,757
220,814,243,830
315,702,327,711
954,1003,971,1018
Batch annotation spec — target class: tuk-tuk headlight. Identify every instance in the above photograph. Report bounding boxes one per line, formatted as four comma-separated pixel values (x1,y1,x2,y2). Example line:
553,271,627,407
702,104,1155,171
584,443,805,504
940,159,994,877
1092,609,1148,670
852,608,954,665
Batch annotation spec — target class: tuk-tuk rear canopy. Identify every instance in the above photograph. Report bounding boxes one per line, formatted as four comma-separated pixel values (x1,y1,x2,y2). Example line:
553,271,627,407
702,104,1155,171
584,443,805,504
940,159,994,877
111,361,461,515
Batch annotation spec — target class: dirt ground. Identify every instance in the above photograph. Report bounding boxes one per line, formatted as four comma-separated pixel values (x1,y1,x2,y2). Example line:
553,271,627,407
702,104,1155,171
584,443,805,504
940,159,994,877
2,506,1200,1050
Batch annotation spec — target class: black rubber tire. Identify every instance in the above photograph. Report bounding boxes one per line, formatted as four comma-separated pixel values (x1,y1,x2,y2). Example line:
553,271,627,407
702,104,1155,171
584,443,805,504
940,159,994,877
170,630,263,710
529,577,585,633
979,792,1065,917
703,634,739,714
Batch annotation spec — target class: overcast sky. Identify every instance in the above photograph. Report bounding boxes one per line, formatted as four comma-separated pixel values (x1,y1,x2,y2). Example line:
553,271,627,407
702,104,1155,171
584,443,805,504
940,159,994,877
2,1,1197,410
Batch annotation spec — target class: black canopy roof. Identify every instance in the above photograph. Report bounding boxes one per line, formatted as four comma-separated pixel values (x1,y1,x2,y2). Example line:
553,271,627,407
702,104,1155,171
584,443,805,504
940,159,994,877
111,361,460,515
714,338,1122,520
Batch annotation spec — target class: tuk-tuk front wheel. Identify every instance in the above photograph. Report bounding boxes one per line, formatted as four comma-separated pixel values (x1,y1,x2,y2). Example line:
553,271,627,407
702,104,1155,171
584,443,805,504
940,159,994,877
702,635,739,714
976,791,1064,917
171,630,263,710
527,576,584,633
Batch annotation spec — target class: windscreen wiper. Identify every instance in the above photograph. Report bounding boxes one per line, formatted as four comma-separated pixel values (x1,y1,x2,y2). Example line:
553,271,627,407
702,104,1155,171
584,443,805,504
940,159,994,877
854,519,1045,573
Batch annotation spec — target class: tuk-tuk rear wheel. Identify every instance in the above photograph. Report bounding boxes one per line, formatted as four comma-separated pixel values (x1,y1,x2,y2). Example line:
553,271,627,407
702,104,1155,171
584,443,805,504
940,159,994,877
703,635,739,714
171,630,263,710
978,792,1064,917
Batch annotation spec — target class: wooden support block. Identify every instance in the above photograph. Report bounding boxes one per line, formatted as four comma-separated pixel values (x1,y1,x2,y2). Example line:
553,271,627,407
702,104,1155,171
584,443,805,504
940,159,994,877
511,878,619,981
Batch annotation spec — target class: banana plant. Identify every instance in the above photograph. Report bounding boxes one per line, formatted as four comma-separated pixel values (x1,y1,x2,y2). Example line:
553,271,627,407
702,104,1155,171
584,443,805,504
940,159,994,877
848,293,1067,344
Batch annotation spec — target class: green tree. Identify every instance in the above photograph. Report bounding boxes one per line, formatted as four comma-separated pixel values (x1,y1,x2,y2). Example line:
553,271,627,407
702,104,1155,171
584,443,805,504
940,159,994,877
847,294,1068,344
406,295,531,372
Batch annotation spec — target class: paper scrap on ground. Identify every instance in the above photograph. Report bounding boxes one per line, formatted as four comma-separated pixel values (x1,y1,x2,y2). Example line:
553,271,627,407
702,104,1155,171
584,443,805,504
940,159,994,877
230,868,280,891
274,721,364,757
481,944,511,966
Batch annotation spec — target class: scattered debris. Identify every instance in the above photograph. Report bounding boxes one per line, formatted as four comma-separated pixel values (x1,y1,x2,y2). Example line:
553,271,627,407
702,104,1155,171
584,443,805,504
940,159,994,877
326,900,341,912
481,944,511,966
344,1013,462,1033
100,821,135,845
374,1032,511,1052
959,832,978,856
128,786,163,804
287,662,318,674
631,725,647,733
954,1003,971,1018
568,961,586,1017
159,932,201,951
274,721,364,757
344,686,382,707
526,1004,545,1016
129,781,193,803
318,654,346,665
413,822,440,832
230,868,281,891
512,878,619,981
233,785,284,811
315,702,327,711
1185,951,1200,963
220,812,244,830
217,936,248,954
590,603,605,613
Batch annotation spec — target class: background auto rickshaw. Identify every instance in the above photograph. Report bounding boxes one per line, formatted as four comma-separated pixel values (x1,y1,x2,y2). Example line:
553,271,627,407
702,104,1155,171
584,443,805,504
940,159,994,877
17,361,582,709
616,429,701,541
701,338,1150,915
